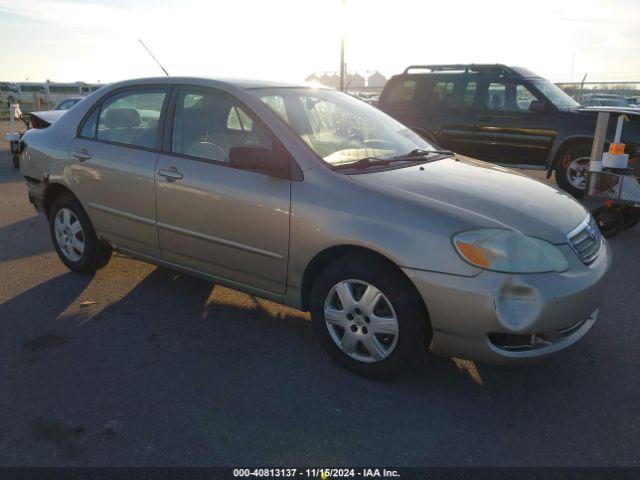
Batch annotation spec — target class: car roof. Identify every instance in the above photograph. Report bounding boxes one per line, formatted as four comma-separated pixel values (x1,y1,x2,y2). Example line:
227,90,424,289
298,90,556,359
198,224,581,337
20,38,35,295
104,76,310,91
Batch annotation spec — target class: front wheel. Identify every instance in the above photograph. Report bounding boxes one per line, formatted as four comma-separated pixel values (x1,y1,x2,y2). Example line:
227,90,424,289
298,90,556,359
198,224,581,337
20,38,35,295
49,194,112,273
310,254,430,378
555,145,591,198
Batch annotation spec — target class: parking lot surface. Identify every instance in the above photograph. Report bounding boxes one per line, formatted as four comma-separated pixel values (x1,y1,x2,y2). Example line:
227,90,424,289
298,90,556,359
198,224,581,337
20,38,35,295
1,123,639,467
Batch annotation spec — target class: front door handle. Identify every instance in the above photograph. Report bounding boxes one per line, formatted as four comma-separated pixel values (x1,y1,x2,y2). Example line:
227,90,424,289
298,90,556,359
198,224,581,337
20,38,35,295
72,149,91,161
158,166,183,181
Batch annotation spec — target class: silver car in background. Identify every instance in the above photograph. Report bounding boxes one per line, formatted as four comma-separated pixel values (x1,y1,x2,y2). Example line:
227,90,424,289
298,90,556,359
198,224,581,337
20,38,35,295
20,77,612,377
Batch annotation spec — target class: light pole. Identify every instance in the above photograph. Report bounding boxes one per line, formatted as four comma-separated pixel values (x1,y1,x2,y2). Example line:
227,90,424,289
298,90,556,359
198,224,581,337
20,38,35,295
339,0,346,92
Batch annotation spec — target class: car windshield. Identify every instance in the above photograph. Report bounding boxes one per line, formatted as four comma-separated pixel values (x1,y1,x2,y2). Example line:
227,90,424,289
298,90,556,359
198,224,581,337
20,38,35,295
531,79,580,110
598,98,629,107
255,88,437,166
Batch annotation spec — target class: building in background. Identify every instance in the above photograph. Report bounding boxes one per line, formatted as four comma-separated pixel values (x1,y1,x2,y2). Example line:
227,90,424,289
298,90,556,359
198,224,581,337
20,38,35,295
307,70,387,91
346,73,365,88
367,71,388,88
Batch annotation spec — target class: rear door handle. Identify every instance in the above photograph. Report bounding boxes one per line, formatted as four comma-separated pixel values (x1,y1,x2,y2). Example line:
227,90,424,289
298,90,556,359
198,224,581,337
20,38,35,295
158,166,183,181
72,149,91,161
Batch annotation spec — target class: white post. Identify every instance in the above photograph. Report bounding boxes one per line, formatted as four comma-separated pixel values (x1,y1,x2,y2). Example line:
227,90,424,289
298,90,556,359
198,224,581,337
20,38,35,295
589,111,609,173
9,101,15,133
614,114,624,143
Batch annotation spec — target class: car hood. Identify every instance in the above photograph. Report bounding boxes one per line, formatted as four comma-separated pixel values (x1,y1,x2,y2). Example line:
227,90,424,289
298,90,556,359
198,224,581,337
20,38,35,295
349,156,589,244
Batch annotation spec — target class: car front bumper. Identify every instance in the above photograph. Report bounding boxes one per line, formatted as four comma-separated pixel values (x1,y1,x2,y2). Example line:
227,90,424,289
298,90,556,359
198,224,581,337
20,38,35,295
402,241,612,363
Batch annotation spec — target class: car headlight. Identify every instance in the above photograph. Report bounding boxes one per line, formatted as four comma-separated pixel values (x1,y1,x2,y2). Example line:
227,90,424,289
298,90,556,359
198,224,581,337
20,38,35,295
453,229,569,273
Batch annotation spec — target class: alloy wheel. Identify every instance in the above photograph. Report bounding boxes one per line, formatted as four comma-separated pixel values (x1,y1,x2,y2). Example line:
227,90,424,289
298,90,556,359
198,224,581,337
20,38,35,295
324,279,399,363
566,156,590,190
54,208,85,262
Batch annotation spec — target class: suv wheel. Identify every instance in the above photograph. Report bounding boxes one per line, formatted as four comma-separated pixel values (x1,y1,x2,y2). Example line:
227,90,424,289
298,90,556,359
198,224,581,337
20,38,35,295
555,144,591,198
49,194,112,273
310,254,430,378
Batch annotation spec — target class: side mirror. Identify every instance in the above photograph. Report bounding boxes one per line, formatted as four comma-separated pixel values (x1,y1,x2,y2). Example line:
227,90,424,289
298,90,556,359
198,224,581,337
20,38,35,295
229,145,290,179
529,99,548,113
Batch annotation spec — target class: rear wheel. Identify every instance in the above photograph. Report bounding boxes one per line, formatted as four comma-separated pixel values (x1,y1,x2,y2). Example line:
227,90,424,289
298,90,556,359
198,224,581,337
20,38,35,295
592,205,623,238
49,194,112,273
555,144,591,198
310,254,430,378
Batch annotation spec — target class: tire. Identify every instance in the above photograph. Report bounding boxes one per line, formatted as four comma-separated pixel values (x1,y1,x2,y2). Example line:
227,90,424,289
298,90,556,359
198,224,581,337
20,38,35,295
616,206,640,230
49,193,112,273
309,253,430,378
592,205,623,238
555,144,591,199
12,155,20,169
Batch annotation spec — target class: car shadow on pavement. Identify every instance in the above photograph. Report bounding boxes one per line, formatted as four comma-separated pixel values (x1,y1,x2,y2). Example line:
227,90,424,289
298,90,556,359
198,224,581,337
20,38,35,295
0,216,53,262
0,261,630,466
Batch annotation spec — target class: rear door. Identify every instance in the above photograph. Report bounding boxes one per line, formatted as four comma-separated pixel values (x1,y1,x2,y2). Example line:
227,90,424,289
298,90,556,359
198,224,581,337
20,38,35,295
427,76,481,156
68,86,169,257
380,75,480,155
154,86,291,296
472,79,556,166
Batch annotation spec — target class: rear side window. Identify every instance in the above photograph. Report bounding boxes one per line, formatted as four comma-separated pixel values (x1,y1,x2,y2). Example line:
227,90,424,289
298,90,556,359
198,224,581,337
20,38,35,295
431,81,454,101
462,81,477,107
95,89,167,149
486,82,507,110
386,79,417,102
79,108,98,138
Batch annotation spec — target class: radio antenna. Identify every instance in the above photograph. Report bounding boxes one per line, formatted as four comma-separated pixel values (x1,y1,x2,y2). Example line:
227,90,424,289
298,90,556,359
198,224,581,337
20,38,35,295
138,38,169,76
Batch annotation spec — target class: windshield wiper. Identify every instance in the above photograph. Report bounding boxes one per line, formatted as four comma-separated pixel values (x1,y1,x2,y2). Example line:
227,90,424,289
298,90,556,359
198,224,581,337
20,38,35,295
331,148,454,171
331,156,392,170
391,148,454,160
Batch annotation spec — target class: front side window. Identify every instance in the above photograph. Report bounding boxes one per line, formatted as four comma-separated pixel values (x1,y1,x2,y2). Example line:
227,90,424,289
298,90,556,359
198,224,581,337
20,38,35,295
515,84,539,110
227,106,254,131
172,89,272,163
257,88,436,166
485,82,539,112
96,89,166,148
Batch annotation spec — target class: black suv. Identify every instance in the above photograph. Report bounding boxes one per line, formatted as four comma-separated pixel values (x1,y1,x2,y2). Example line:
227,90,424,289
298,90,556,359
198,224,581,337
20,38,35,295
378,64,640,197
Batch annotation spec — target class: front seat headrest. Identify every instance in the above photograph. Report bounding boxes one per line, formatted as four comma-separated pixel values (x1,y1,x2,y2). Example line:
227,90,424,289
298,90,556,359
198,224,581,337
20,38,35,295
104,108,141,128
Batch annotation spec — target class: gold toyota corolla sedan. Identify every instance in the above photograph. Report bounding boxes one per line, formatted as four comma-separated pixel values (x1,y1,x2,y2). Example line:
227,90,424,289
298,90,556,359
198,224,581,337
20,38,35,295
19,77,612,377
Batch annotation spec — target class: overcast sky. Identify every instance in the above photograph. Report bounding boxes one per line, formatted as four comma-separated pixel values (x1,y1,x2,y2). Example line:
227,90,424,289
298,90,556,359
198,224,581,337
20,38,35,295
0,0,639,84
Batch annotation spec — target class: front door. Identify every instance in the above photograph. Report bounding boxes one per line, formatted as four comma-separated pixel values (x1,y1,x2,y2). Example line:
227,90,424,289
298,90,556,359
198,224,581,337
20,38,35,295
472,80,556,166
68,87,169,257
155,87,291,296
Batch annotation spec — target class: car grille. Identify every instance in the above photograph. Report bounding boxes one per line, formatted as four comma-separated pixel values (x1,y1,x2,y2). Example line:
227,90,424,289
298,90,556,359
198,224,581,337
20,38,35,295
568,216,602,264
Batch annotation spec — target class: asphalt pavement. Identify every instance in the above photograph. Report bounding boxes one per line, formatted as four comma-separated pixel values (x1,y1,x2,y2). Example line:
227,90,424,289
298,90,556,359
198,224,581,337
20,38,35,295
0,125,639,467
